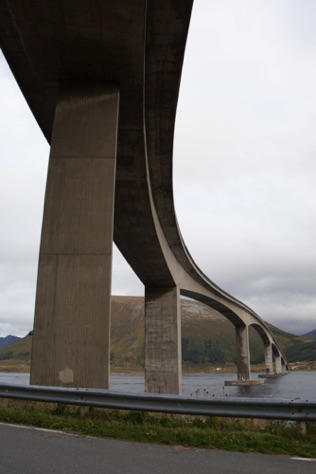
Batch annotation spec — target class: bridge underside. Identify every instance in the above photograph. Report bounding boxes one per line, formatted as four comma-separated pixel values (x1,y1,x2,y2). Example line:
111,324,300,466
0,0,288,392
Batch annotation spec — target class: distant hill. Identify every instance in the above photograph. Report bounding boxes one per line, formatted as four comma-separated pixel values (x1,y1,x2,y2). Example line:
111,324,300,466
0,296,315,372
0,333,32,371
303,329,316,341
268,324,316,362
0,335,20,351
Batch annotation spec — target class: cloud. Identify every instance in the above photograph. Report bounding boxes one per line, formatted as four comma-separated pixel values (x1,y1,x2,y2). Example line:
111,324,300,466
1,0,316,337
0,54,49,337
174,0,316,334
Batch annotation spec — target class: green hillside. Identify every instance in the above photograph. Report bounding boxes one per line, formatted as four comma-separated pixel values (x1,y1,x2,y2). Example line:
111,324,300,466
0,296,315,372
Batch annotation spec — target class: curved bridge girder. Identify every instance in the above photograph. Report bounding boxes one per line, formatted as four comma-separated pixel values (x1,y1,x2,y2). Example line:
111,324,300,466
0,0,288,391
143,1,287,386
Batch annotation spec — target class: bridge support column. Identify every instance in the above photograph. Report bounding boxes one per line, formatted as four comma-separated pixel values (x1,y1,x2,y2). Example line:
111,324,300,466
275,354,282,374
30,82,119,388
145,286,181,394
264,342,274,374
236,325,251,380
281,359,288,373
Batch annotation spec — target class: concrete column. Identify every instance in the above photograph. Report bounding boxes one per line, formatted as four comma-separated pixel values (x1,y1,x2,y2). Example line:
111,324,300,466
235,325,251,380
145,286,181,394
275,354,282,374
264,342,274,374
30,82,119,388
281,359,288,373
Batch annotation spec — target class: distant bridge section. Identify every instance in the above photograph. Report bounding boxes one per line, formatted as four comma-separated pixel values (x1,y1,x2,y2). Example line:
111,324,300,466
0,0,288,394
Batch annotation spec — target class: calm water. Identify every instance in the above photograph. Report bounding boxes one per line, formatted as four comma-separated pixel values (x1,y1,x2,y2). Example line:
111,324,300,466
1,371,315,401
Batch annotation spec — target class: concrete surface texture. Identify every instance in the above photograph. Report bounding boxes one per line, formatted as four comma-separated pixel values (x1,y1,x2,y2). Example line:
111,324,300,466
0,1,288,393
30,83,119,388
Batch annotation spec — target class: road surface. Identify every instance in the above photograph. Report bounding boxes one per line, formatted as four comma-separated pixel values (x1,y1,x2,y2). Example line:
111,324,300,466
1,423,315,474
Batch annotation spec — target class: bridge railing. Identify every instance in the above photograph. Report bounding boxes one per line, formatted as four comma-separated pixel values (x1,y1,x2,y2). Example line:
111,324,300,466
0,384,315,425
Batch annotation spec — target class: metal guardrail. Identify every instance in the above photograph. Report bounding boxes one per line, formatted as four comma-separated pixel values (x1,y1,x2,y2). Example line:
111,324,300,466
0,384,315,421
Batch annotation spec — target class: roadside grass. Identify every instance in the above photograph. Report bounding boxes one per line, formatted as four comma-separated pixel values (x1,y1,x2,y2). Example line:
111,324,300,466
0,401,315,458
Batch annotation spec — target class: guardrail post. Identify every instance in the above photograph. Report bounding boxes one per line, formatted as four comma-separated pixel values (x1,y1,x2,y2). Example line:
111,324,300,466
296,421,307,436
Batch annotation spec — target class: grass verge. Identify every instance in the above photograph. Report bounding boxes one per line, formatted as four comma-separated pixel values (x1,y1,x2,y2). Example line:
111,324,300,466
0,401,315,458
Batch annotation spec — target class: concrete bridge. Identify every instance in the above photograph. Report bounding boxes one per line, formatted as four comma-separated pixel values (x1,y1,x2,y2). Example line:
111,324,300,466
0,0,288,394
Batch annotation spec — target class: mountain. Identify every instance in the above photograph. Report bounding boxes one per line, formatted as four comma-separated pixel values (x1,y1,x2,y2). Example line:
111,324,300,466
267,324,316,363
303,329,316,341
0,332,31,372
0,335,21,351
0,296,315,372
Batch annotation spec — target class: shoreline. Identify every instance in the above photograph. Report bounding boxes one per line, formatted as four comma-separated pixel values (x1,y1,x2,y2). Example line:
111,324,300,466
0,361,316,375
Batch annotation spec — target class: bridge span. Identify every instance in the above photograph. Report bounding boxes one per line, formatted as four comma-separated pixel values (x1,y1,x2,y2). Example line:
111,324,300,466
0,0,288,393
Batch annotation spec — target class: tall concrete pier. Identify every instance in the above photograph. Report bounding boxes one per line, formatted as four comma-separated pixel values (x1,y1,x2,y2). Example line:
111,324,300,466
145,286,181,394
31,83,119,387
0,1,288,393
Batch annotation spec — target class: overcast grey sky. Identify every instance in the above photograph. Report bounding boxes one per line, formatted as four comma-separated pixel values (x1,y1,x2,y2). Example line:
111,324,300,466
1,0,316,337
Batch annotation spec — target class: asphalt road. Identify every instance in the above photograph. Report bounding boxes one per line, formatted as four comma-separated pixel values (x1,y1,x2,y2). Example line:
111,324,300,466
0,423,315,474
